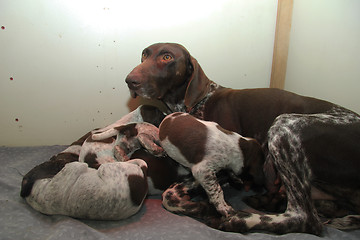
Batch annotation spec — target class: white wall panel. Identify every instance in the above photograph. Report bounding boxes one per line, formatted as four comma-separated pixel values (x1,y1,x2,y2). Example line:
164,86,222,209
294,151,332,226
0,0,277,146
285,0,360,113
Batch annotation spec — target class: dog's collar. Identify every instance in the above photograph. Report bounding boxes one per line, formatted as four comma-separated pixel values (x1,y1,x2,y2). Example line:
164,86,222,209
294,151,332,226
161,82,220,117
187,82,221,119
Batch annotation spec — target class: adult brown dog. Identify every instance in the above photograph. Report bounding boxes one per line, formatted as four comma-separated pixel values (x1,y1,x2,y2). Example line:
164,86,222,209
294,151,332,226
125,43,360,235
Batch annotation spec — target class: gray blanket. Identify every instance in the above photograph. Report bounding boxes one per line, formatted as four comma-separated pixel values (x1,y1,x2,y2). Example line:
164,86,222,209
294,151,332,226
1,145,360,240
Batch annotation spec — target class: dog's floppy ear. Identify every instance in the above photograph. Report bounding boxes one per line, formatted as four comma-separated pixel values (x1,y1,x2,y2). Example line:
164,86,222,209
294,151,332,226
184,57,211,111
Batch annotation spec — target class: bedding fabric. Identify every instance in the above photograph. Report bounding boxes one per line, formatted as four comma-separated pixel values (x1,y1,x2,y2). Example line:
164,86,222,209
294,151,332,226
1,145,360,240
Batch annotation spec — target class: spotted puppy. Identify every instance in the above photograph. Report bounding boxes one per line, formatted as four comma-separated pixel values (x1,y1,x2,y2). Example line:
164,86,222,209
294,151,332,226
22,159,148,220
159,112,264,217
79,122,165,169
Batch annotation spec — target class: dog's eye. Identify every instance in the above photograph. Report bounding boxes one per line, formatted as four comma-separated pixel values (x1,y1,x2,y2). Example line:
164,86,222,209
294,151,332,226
162,54,173,62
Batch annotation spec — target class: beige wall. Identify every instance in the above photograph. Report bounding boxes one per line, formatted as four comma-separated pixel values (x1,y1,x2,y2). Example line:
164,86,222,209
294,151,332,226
0,0,277,146
285,0,360,113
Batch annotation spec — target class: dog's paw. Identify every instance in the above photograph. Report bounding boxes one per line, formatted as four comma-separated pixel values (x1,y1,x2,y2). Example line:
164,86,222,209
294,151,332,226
216,205,236,218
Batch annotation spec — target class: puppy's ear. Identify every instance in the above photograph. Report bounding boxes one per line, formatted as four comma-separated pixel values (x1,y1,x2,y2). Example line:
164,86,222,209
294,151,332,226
184,57,211,111
116,123,138,138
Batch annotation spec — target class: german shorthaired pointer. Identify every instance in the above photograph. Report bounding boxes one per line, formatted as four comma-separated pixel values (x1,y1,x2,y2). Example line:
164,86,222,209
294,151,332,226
159,112,264,217
124,43,360,235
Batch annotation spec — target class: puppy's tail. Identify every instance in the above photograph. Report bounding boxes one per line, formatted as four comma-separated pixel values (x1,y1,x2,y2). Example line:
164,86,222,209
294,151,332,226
325,215,360,230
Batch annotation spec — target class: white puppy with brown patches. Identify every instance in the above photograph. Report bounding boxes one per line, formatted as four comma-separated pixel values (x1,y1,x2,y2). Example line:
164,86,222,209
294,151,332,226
24,159,148,220
159,112,264,217
79,122,165,168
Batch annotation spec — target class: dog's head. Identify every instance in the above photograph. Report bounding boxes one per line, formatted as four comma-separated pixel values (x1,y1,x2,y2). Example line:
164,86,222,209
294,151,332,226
238,137,265,191
20,153,78,198
125,43,211,111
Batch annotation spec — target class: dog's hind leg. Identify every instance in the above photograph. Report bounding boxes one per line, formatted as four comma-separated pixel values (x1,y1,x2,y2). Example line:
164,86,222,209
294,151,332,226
210,116,323,235
265,119,323,234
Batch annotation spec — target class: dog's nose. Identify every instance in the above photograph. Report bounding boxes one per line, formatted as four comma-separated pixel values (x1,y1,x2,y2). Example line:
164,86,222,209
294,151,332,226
125,76,140,88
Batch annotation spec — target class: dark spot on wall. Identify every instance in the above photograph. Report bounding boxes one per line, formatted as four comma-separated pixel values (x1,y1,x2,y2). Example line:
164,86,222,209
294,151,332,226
10,77,13,81
15,118,19,122
1,26,5,30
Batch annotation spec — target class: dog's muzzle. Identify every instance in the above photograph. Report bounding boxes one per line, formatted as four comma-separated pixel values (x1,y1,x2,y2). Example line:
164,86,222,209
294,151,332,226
125,77,140,98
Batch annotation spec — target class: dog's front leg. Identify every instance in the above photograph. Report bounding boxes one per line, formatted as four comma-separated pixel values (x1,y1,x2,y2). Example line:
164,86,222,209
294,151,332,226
162,177,219,219
191,164,235,217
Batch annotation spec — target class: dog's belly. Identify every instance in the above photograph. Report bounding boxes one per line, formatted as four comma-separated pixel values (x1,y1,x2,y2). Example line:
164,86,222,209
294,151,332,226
312,182,360,207
311,186,335,200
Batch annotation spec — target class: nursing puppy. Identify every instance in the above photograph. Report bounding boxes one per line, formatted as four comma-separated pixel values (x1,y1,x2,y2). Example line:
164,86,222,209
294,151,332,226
159,112,264,217
23,160,148,220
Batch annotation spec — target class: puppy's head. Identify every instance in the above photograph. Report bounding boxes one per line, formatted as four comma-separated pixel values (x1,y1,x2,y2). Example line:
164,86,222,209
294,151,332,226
239,138,265,191
20,153,78,198
115,123,138,138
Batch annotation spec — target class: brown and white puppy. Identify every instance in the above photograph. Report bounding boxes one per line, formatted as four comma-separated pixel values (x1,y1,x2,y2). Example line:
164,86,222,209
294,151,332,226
79,121,165,167
78,122,172,195
23,160,148,220
159,112,264,217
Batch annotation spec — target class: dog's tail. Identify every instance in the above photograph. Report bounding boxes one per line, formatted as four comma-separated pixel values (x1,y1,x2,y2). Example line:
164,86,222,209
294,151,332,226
326,215,360,230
